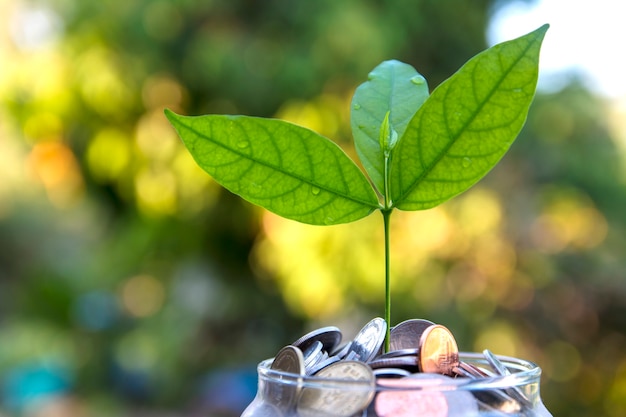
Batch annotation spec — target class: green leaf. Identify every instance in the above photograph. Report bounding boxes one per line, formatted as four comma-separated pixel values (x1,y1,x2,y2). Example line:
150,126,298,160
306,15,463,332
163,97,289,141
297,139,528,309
165,110,380,225
351,60,429,194
379,111,398,157
390,24,549,210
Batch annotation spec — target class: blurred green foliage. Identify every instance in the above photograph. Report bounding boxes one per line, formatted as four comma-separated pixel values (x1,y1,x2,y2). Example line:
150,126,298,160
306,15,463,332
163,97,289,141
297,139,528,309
1,0,625,416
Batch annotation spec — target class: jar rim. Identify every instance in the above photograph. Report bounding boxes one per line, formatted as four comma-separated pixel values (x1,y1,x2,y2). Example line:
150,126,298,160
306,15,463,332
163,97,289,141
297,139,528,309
257,351,542,392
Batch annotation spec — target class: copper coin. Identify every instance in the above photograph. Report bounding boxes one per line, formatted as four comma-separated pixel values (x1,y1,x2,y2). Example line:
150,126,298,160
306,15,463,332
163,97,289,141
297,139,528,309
375,376,449,417
389,318,435,351
418,324,459,375
377,374,478,417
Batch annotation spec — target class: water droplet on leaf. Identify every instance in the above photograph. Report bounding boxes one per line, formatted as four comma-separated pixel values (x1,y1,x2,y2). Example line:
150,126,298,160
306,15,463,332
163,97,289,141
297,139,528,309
353,104,361,110
311,187,321,196
410,75,425,85
237,140,250,149
462,157,472,168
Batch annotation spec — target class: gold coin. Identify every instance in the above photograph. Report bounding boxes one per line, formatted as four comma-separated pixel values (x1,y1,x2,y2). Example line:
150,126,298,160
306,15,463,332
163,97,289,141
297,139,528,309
418,324,459,375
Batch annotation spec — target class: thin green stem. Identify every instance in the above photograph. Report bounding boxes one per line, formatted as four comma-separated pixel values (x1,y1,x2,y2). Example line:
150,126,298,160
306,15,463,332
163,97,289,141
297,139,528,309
381,130,394,352
382,208,393,352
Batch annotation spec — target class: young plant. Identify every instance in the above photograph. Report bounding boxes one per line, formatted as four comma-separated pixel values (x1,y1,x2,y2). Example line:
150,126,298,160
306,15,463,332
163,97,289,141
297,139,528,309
166,25,548,350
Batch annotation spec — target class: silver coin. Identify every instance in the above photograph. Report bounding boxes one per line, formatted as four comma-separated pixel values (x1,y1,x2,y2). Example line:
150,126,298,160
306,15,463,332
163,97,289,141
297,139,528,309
376,348,420,360
389,318,435,351
292,326,342,353
344,350,360,361
372,368,412,378
472,390,522,415
268,346,305,412
483,349,510,376
302,341,324,368
455,352,523,412
483,350,531,407
297,361,375,417
349,317,387,363
369,356,419,370
330,341,352,359
271,346,305,374
305,351,329,374
307,355,340,376
453,361,492,379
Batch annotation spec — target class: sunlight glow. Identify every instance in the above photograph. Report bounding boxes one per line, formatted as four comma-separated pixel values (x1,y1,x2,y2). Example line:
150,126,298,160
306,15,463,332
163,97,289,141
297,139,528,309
488,0,626,98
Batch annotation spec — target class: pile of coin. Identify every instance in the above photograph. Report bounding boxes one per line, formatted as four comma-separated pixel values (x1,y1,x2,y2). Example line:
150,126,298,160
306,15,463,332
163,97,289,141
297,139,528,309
244,318,544,417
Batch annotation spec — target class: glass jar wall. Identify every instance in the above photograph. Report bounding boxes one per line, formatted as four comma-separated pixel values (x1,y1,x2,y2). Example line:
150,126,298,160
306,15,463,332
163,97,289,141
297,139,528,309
242,352,552,417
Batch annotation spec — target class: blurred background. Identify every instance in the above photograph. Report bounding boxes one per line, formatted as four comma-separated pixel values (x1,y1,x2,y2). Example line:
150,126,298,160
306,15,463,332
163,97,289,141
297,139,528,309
1,0,625,416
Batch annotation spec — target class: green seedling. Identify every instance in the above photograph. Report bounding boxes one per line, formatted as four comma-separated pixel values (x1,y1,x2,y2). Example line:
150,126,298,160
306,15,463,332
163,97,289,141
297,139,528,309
166,25,548,350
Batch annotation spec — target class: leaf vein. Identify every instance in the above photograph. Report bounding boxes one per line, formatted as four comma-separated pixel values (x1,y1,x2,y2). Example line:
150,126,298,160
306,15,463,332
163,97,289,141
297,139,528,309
179,121,379,209
395,36,539,205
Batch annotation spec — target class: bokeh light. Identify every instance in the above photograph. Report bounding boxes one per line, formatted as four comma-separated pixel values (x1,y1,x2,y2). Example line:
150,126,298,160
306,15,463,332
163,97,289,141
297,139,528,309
1,1,625,416
120,274,166,318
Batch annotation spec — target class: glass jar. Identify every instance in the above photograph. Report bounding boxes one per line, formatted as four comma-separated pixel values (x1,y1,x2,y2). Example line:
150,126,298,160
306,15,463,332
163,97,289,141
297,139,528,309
242,352,552,417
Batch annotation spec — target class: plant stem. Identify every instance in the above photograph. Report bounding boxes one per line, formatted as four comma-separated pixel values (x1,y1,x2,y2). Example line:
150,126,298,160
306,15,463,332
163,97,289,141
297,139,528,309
382,208,393,352
381,122,394,353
